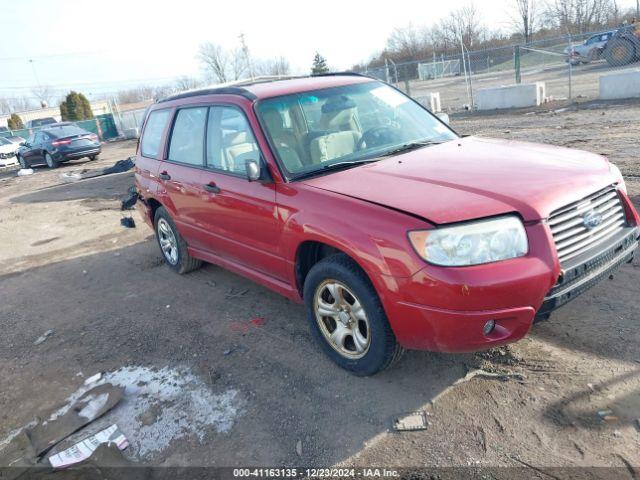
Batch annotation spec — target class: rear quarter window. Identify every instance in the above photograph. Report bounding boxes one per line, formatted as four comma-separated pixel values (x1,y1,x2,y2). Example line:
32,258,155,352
141,109,170,158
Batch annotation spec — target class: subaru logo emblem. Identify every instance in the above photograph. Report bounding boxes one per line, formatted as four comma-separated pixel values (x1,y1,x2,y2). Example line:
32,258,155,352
582,210,603,229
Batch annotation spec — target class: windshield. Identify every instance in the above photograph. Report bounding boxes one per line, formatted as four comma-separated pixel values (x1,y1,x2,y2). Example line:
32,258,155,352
256,81,457,178
46,125,87,137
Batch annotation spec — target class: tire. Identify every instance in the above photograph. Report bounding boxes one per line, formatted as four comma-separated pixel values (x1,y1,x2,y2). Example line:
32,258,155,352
18,155,28,169
45,152,58,169
153,206,202,274
89,155,98,161
303,253,404,376
604,39,635,66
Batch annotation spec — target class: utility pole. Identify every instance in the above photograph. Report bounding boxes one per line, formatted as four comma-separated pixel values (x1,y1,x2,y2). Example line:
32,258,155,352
28,59,41,88
239,33,254,81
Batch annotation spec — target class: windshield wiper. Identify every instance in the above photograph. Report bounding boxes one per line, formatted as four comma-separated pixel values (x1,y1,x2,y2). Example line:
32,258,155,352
291,159,378,181
381,140,444,157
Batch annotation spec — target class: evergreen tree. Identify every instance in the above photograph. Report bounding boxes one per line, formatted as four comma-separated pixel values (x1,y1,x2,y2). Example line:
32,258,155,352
311,52,329,75
60,91,93,121
7,113,24,130
79,93,94,119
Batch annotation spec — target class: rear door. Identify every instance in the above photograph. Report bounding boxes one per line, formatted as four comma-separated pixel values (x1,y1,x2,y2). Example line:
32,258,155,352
136,108,170,199
195,105,286,280
157,106,209,250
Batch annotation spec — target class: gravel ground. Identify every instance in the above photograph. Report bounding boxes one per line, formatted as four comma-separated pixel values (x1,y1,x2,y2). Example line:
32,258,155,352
0,102,639,473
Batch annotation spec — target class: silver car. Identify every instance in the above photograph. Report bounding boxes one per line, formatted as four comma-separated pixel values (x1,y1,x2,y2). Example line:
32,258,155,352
565,31,615,65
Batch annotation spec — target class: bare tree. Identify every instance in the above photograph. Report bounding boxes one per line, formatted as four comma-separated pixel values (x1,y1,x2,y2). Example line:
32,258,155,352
386,24,429,57
117,86,155,105
441,3,485,48
544,0,617,34
230,48,248,81
31,85,58,108
174,76,202,92
198,42,229,83
255,57,291,76
511,0,539,42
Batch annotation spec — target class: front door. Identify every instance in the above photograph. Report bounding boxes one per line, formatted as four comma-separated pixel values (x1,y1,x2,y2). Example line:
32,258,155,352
195,105,286,280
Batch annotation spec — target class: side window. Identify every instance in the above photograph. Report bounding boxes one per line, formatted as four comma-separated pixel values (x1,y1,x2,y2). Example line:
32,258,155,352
206,106,259,176
168,107,207,166
141,109,170,158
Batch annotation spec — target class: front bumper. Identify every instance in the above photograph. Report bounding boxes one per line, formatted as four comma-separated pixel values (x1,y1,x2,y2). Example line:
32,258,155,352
536,226,639,318
381,222,639,353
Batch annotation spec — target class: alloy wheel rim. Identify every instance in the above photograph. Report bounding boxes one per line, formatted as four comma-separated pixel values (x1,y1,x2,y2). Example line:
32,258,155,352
313,279,371,359
46,154,53,167
157,218,178,265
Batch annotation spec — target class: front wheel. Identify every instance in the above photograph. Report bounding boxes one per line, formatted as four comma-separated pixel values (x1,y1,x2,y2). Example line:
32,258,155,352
89,155,99,161
303,254,404,376
154,207,202,274
45,153,58,169
18,155,28,169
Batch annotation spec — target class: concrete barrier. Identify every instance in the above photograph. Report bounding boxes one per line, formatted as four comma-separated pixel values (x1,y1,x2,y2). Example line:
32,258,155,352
476,82,546,110
415,92,442,112
599,69,640,100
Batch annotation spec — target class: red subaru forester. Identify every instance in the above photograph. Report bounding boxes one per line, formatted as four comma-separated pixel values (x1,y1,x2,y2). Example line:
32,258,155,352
134,74,639,375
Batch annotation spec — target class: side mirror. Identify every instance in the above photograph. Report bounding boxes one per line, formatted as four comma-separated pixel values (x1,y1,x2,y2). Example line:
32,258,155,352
246,157,273,183
246,159,261,182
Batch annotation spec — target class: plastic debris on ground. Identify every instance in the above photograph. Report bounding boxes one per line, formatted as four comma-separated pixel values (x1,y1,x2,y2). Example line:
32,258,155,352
84,373,103,386
17,168,34,176
120,217,136,228
48,424,128,469
27,383,124,456
597,409,618,422
33,329,54,346
59,157,135,182
393,411,429,431
121,186,138,210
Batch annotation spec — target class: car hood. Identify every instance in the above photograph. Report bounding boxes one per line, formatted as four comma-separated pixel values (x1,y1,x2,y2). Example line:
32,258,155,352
0,143,17,154
302,137,615,225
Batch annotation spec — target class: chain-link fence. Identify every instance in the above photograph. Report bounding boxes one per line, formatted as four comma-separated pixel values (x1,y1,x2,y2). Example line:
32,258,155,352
363,26,640,112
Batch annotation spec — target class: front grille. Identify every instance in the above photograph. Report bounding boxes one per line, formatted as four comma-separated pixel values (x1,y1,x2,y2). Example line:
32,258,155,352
548,185,627,264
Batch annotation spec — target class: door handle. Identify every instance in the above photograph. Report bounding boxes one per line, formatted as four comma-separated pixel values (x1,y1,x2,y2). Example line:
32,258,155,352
203,183,220,194
159,171,171,181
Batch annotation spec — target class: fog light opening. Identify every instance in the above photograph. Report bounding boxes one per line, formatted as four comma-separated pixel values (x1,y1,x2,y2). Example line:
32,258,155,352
483,319,496,336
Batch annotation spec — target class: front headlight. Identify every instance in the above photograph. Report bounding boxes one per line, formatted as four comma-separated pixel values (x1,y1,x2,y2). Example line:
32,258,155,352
609,162,627,194
408,215,528,266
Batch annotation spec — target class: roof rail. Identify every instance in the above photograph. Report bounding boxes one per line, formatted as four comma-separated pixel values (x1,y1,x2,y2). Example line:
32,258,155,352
157,72,374,103
310,71,373,79
158,86,257,103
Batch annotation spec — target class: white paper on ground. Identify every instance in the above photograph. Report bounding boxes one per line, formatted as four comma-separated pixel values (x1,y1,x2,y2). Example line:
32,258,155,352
48,424,128,469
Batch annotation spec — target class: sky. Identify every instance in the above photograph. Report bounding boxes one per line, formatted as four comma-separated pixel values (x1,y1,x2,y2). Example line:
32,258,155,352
0,0,636,102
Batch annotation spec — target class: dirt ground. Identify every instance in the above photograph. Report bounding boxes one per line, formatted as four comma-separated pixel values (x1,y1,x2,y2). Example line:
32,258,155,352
1,102,639,475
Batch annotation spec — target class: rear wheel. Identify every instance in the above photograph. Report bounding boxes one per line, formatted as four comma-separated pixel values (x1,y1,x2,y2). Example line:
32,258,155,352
154,206,202,274
45,152,58,169
303,253,404,376
605,39,635,66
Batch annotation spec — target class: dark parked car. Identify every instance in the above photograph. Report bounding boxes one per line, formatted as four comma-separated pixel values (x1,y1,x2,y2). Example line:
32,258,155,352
18,123,101,168
25,117,58,129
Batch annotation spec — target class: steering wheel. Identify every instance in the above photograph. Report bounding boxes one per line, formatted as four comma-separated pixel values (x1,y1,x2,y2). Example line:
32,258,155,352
356,126,401,150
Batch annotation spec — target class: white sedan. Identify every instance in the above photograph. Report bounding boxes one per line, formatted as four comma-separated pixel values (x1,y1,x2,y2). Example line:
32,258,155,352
0,136,20,166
